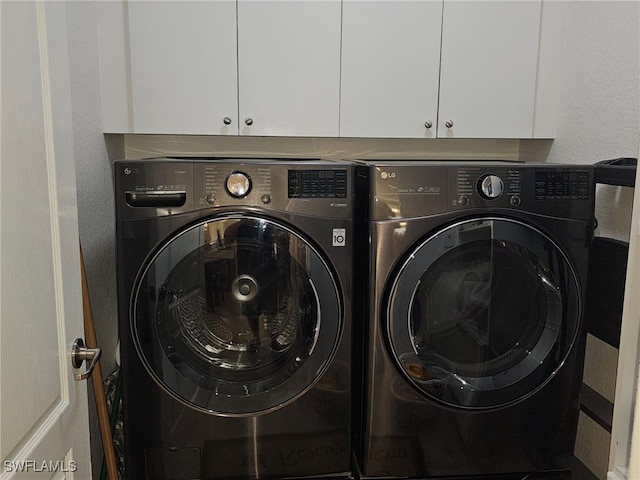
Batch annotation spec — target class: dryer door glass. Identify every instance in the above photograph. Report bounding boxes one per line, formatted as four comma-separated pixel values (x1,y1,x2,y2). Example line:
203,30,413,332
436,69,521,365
387,217,581,409
132,215,342,415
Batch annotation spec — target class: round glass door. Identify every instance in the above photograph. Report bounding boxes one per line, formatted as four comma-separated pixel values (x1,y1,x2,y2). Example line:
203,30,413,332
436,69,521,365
132,214,342,415
387,217,581,409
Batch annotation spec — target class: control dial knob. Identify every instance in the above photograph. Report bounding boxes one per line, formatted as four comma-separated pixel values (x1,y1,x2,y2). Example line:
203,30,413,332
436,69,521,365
225,171,252,198
478,174,504,199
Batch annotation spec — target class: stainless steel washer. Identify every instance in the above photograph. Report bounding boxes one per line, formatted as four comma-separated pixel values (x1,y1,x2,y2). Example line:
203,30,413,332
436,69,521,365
115,158,354,479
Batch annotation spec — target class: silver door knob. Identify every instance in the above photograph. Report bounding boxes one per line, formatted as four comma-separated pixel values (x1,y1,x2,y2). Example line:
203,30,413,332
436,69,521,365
445,120,454,128
223,117,232,125
245,117,254,126
424,121,433,129
71,338,102,381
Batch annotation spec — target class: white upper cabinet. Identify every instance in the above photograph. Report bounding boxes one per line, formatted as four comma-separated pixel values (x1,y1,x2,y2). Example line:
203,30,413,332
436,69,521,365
99,0,558,139
237,0,341,137
340,1,443,138
124,0,341,137
437,1,543,138
128,1,238,135
340,0,548,139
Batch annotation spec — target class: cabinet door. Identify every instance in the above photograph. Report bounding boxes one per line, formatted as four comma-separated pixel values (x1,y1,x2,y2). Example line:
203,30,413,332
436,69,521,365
128,1,238,134
340,1,443,138
237,0,341,137
438,1,542,138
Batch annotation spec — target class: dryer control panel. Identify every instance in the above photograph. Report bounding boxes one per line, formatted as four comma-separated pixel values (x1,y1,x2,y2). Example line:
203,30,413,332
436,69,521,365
455,166,523,206
369,162,594,221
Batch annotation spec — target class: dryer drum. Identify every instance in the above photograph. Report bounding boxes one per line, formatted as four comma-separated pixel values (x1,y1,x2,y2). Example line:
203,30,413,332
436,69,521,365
410,240,554,378
387,217,581,409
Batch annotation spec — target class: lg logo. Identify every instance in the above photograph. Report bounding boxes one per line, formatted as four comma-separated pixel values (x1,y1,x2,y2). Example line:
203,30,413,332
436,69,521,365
380,171,396,179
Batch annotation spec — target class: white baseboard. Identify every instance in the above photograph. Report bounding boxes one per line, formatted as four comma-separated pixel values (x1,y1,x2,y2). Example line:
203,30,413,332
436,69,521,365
607,466,629,480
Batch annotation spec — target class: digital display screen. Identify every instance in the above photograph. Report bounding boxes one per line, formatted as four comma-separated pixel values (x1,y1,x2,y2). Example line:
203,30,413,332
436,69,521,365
288,169,348,198
535,171,591,200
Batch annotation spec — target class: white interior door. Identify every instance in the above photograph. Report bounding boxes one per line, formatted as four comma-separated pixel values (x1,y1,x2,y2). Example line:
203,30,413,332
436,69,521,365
1,2,92,478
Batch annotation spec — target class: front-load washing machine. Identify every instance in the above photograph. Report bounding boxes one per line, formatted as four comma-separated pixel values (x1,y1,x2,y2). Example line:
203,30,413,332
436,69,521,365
356,162,594,479
114,158,354,479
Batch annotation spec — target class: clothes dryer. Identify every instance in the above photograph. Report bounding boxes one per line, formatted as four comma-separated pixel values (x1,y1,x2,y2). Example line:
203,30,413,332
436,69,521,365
115,158,354,479
357,162,594,479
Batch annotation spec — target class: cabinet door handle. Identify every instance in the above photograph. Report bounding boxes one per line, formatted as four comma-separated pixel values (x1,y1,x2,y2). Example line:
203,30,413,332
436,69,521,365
245,117,254,126
223,117,232,125
424,121,433,129
445,120,454,128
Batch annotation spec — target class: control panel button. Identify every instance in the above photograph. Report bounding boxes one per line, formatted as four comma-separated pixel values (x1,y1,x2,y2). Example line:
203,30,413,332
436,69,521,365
478,174,504,199
510,195,521,206
205,193,216,205
457,195,470,206
225,171,252,198
261,194,272,204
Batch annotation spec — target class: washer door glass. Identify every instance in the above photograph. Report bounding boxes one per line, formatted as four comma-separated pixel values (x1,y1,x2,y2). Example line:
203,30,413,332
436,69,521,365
387,217,581,409
132,215,342,415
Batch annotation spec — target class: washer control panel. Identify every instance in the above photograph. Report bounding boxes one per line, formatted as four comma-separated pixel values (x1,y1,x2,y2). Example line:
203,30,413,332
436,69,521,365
199,164,272,205
287,169,348,199
196,163,349,206
115,159,354,220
